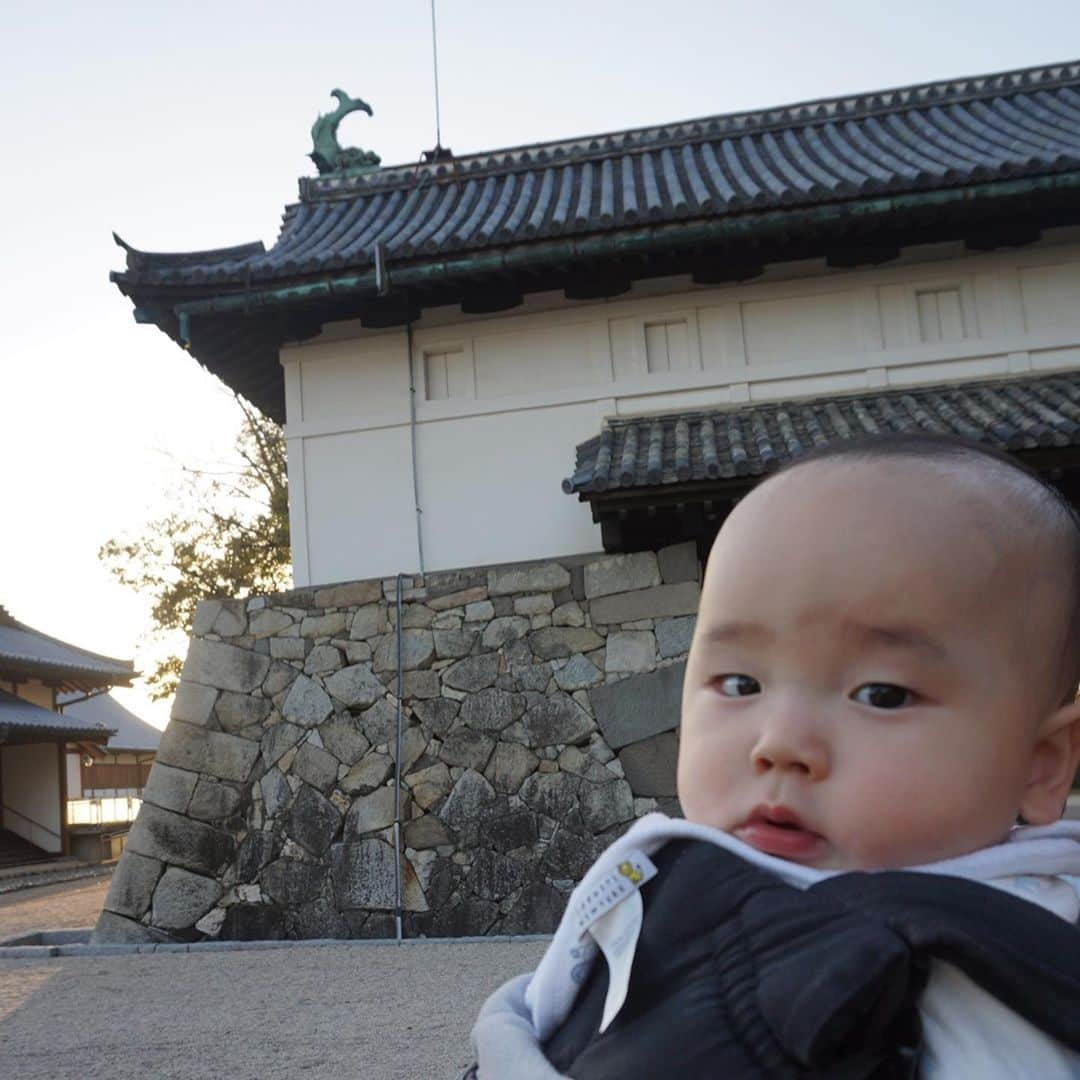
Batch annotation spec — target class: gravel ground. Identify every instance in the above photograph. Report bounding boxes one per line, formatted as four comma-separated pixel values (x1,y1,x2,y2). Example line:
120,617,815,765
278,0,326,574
0,875,111,941
0,939,547,1079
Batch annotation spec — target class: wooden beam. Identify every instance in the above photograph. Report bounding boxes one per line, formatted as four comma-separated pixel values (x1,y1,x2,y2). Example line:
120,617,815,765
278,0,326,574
57,740,69,857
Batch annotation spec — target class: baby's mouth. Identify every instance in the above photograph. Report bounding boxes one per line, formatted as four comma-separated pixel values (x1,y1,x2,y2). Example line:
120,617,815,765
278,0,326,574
733,805,826,860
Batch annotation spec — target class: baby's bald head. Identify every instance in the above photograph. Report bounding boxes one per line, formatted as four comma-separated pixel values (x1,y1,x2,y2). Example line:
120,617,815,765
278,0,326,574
757,434,1080,710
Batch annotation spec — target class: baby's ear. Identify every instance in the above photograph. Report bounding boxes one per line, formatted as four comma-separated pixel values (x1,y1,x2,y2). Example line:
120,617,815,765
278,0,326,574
1018,698,1080,825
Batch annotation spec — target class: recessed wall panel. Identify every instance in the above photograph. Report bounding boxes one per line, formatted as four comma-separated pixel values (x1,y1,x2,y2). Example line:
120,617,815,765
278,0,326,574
741,292,861,368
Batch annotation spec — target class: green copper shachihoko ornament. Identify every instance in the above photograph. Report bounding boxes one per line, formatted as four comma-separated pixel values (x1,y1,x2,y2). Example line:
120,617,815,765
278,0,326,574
310,90,382,175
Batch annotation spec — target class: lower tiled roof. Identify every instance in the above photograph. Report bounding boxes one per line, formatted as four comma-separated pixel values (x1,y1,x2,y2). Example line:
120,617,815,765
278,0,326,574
0,689,114,739
562,371,1080,494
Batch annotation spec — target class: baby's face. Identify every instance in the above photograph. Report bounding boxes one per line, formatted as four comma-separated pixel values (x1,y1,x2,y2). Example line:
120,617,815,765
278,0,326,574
678,458,1069,870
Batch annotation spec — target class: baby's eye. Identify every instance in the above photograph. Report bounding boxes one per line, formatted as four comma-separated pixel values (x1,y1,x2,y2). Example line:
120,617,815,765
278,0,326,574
713,674,761,698
852,683,912,710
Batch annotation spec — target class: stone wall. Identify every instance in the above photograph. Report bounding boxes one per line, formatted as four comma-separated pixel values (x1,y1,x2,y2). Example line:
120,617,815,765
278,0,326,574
93,545,700,944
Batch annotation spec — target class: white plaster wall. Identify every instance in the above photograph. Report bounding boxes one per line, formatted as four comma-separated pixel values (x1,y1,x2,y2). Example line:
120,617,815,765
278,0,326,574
417,401,607,571
283,239,1080,587
66,752,82,800
1,743,62,853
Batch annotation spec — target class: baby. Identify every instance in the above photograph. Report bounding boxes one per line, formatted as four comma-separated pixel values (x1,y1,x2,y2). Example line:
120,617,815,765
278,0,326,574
465,433,1080,1078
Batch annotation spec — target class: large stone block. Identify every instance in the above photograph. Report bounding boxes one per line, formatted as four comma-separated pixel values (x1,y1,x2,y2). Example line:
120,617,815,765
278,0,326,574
318,714,370,766
440,728,495,772
373,629,435,672
259,767,292,817
151,867,223,930
181,638,270,693
433,628,478,660
443,653,501,693
156,720,260,783
484,742,538,794
408,762,454,810
261,721,304,768
260,858,327,907
193,598,247,638
590,582,700,626
590,663,685,749
481,616,530,650
528,627,604,660
412,697,459,736
617,731,679,797
285,784,342,856
237,830,280,881
656,615,696,659
170,681,217,726
91,910,170,945
222,903,285,941
467,848,531,901
331,839,399,910
553,654,601,691
249,608,295,639
214,691,272,734
488,563,570,596
282,674,334,727
187,778,242,822
584,552,661,600
604,631,657,674
439,769,498,831
500,882,566,934
523,694,595,748
460,688,525,733
304,644,344,676
579,778,635,832
126,803,234,876
519,771,581,820
300,612,348,639
359,698,398,745
325,663,386,708
658,541,700,584
102,850,163,919
350,603,388,640
141,763,198,814
314,579,382,608
404,814,453,849
341,751,393,796
344,786,397,837
292,741,340,793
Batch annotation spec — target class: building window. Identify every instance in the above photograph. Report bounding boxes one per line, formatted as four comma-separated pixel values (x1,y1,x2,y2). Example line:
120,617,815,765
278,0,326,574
916,287,965,343
644,320,691,373
423,347,473,401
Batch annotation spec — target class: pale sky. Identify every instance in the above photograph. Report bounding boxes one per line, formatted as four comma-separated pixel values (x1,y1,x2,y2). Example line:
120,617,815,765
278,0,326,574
3,0,1079,727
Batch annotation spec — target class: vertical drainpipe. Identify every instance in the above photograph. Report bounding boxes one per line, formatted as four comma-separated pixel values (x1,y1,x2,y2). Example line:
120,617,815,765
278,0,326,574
393,302,427,942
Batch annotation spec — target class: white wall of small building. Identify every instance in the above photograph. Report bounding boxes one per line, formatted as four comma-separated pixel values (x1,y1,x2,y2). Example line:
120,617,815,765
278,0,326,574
1,743,62,853
283,233,1080,587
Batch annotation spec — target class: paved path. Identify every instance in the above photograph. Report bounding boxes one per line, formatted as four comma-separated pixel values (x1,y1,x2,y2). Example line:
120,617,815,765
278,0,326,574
0,875,111,941
0,939,547,1079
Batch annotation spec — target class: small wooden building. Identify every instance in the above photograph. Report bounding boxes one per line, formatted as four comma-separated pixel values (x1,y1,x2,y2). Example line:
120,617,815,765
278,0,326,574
0,606,134,865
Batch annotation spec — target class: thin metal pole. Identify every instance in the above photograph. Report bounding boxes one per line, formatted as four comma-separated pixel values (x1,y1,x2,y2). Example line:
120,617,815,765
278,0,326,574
393,573,405,942
430,0,442,148
406,316,425,575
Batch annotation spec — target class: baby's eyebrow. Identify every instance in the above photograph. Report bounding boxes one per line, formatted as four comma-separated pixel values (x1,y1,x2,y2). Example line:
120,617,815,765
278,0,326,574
700,619,950,662
845,621,951,662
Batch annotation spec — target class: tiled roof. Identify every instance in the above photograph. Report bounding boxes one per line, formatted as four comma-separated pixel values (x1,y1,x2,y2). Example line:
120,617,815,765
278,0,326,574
562,372,1080,495
0,607,135,689
117,61,1080,288
59,693,161,752
0,689,114,740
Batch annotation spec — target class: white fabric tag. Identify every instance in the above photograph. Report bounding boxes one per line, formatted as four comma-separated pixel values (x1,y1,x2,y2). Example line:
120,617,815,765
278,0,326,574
590,888,644,1033
570,850,657,936
569,850,657,1035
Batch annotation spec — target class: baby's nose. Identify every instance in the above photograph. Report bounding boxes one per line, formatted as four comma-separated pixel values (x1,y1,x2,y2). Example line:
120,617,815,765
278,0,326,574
750,722,829,780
